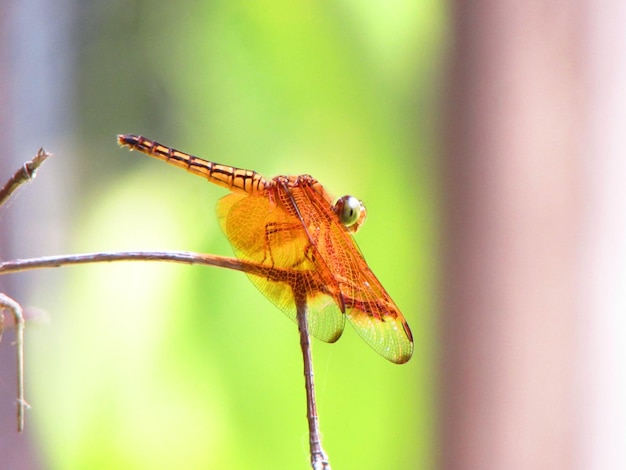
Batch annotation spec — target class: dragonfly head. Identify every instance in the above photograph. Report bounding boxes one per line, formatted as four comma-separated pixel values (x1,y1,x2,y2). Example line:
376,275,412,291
334,195,367,233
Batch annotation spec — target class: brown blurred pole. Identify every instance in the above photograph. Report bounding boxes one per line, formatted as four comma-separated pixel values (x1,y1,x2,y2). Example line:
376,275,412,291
440,1,583,469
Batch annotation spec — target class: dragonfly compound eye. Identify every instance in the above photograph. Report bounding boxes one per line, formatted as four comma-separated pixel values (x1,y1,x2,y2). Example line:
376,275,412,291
334,195,367,232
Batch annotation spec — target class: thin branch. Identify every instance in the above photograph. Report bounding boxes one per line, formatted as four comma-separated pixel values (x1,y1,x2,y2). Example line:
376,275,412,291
0,148,50,433
0,250,301,281
0,293,28,432
0,251,331,292
0,148,51,207
295,286,331,469
0,251,240,275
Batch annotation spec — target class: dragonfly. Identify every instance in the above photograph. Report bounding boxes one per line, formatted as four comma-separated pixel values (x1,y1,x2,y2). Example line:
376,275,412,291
118,134,413,364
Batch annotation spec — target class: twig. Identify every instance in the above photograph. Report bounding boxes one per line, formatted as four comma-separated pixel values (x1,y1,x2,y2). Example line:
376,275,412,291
295,286,331,469
0,250,292,280
0,251,238,274
0,148,50,432
0,293,28,432
0,148,51,207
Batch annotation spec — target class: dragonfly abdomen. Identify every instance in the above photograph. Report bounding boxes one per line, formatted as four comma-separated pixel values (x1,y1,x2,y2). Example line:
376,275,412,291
118,134,267,194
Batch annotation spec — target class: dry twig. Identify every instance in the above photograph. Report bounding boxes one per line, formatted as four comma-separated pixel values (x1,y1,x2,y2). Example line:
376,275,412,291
0,148,49,432
0,148,50,207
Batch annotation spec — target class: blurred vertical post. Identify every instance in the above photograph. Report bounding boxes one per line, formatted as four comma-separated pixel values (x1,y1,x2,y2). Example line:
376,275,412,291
441,1,582,469
579,2,626,469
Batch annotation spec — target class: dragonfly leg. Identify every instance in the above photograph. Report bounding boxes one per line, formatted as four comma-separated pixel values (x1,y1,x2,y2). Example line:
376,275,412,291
262,221,307,267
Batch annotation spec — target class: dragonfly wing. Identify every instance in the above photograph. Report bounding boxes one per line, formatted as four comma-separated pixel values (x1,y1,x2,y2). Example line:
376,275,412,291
300,184,414,364
329,224,413,363
343,270,414,364
216,191,345,343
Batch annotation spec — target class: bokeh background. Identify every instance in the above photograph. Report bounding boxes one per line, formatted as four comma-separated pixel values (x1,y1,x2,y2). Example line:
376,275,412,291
1,1,442,469
4,1,626,470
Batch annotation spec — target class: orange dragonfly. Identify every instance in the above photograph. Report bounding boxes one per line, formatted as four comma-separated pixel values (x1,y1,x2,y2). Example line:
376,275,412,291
118,134,413,364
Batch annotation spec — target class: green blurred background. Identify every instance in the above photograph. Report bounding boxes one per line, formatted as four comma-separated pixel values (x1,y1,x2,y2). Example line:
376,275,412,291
2,1,446,468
